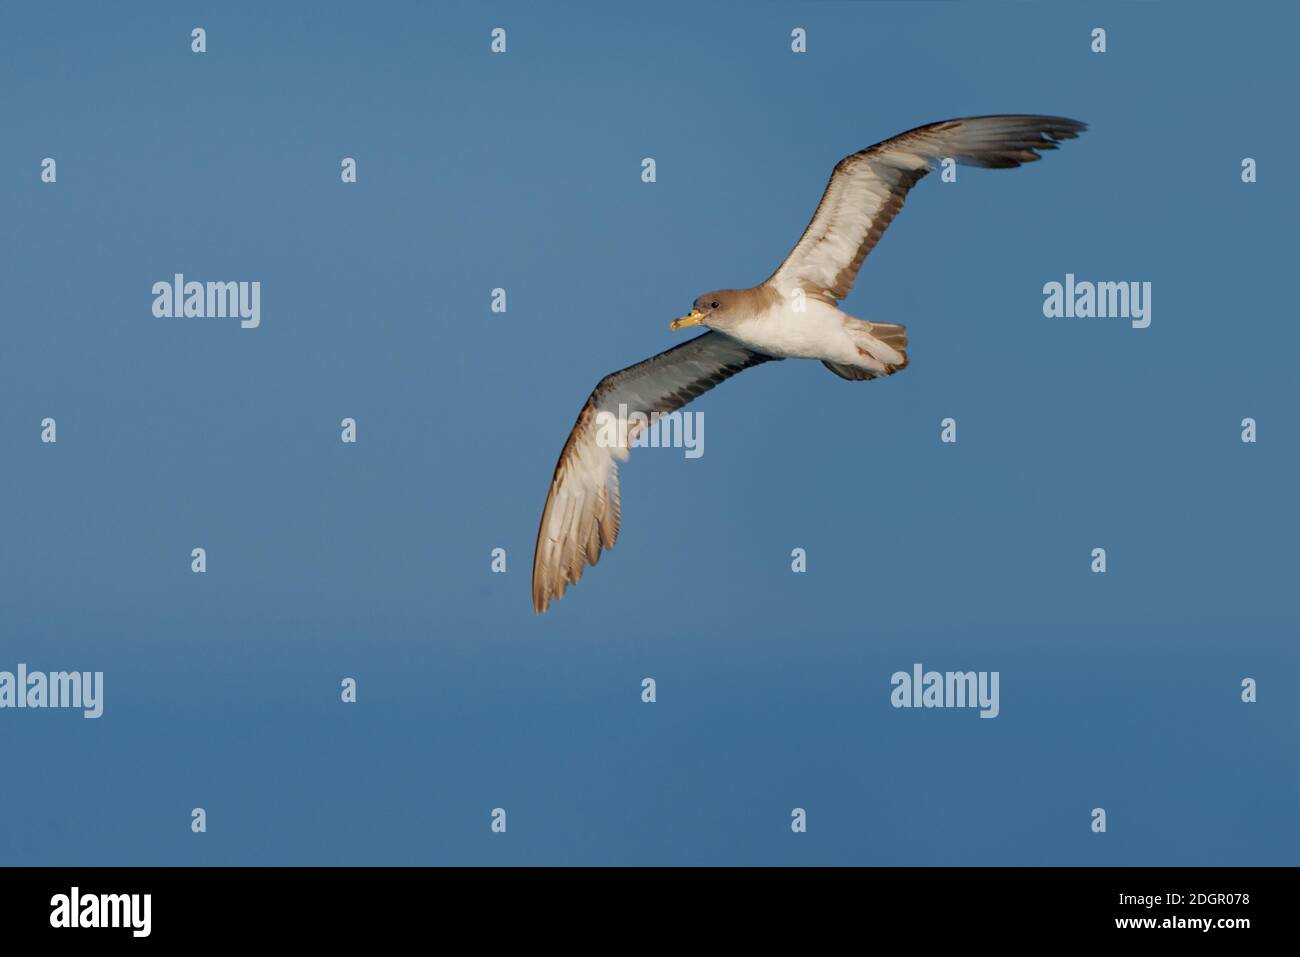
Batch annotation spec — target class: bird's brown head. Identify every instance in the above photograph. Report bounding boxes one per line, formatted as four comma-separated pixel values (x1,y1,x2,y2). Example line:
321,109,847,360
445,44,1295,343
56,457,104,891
670,291,735,331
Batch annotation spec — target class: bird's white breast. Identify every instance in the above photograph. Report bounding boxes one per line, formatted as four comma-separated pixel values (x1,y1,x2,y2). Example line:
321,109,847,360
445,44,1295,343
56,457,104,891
722,295,856,362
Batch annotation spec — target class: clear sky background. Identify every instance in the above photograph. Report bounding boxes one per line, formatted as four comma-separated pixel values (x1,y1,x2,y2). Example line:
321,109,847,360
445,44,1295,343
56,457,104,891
1,1,1295,865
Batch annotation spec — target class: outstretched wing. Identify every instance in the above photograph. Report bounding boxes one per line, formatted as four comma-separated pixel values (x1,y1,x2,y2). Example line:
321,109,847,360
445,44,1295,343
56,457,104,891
766,115,1086,303
532,331,779,613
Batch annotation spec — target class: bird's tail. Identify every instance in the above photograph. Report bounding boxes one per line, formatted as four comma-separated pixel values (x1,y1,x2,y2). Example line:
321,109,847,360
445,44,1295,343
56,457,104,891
823,320,909,381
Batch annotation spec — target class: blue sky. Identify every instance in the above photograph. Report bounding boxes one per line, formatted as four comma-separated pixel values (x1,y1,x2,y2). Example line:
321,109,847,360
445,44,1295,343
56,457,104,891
1,0,1296,865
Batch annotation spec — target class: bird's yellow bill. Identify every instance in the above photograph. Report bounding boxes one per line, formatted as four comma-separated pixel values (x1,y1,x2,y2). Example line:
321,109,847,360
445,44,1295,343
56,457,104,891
670,308,706,331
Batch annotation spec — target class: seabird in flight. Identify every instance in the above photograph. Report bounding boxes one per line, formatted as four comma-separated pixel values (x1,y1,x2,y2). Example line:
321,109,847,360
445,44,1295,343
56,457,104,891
532,114,1086,613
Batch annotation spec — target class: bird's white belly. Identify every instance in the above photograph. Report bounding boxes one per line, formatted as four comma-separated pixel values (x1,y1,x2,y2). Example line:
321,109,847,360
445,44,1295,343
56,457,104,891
724,299,856,362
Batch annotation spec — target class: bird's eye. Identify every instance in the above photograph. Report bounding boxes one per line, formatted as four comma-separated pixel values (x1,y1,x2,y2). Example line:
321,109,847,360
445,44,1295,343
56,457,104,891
711,300,720,309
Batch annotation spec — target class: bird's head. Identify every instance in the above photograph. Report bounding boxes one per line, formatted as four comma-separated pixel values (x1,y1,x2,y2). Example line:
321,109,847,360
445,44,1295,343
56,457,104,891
670,291,735,332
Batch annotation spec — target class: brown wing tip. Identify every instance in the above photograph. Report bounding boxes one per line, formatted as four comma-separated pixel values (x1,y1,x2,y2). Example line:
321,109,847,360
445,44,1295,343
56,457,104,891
532,569,558,614
532,585,557,615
